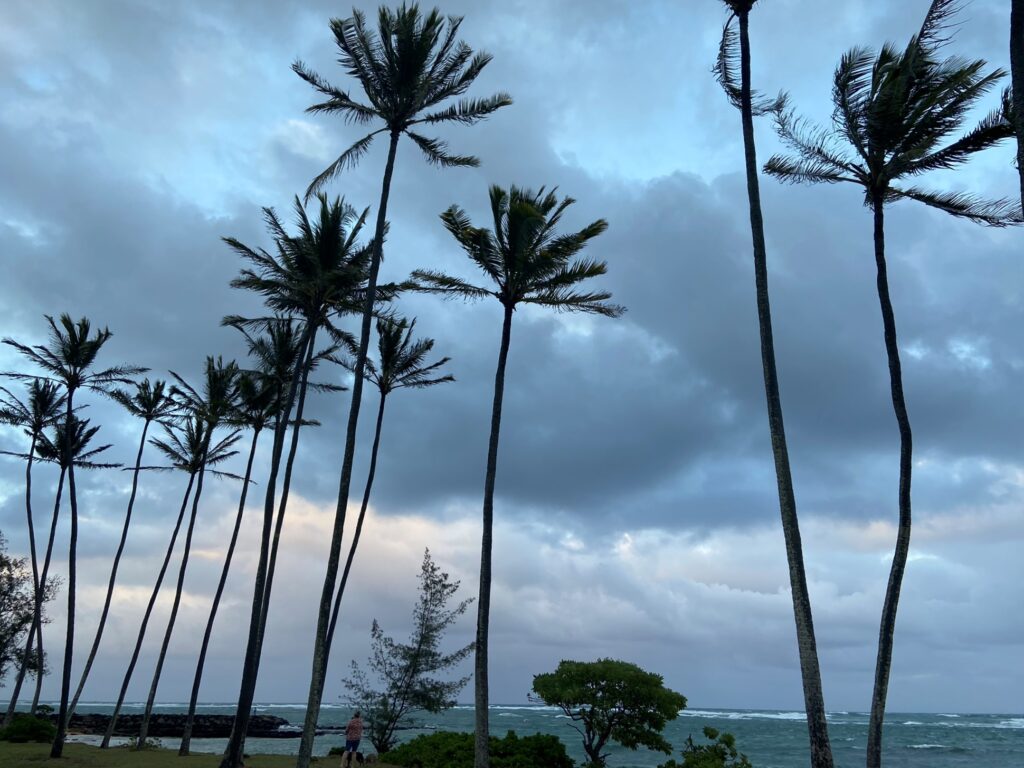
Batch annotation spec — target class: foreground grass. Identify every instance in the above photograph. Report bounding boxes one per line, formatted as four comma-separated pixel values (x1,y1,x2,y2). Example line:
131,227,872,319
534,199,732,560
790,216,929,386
0,742,400,767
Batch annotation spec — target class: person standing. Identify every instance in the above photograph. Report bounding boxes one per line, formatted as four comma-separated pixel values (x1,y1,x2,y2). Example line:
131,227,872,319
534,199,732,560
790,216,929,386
342,711,364,766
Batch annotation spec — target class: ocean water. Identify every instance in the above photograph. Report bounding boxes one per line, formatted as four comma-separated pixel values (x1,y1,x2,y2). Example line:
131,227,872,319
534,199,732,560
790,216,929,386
64,702,1023,767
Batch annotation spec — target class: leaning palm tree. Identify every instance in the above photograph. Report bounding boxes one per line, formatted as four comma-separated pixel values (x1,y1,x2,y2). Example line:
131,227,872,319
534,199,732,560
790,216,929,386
0,379,65,726
713,3,833,765
67,379,178,722
101,416,239,748
2,313,144,757
763,3,1019,765
411,185,624,768
326,316,453,646
288,8,510,765
178,371,275,755
220,196,373,766
1013,0,1024,207
135,358,240,746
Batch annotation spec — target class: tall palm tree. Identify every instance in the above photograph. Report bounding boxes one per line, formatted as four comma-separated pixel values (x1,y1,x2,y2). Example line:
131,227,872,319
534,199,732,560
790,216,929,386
713,3,833,765
411,185,623,768
220,196,373,765
763,3,1019,765
179,371,275,755
1013,0,1024,207
136,358,240,745
325,316,452,652
101,416,238,748
289,8,510,765
2,314,143,757
67,379,178,722
0,379,65,726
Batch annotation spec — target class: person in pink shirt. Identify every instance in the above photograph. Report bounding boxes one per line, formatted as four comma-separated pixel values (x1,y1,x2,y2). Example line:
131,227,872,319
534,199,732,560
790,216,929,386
342,711,364,765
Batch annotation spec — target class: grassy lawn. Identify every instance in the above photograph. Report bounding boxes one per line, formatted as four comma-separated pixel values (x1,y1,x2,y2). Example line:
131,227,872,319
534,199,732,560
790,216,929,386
0,742,399,767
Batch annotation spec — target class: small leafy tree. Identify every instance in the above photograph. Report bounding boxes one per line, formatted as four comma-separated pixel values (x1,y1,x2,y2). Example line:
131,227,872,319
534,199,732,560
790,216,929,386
345,549,473,754
0,532,53,687
659,727,753,768
532,658,686,767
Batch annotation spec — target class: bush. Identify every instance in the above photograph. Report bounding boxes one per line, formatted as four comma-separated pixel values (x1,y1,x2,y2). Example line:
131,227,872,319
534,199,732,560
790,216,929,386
658,727,753,768
382,730,574,768
0,713,57,743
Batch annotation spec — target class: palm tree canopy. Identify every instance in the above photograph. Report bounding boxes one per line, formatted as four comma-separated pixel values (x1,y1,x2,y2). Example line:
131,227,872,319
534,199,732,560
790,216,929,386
170,357,240,429
714,0,786,116
292,2,512,197
357,316,453,396
763,0,1020,225
35,414,119,470
107,378,179,426
0,379,67,440
1,314,147,393
149,416,241,477
410,185,625,317
223,195,388,340
229,371,279,432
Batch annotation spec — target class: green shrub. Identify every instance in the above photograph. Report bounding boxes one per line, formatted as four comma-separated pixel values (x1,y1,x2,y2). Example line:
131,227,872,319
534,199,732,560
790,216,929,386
658,727,752,768
382,730,574,768
0,713,57,743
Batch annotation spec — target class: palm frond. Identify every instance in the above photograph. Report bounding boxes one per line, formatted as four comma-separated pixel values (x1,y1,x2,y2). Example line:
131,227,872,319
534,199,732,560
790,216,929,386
305,130,386,201
405,131,479,167
406,269,493,301
890,186,1022,225
714,11,785,115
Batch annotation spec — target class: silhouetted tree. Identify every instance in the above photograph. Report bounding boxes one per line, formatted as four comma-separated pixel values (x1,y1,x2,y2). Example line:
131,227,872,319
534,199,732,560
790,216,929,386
412,185,623,768
763,3,1018,765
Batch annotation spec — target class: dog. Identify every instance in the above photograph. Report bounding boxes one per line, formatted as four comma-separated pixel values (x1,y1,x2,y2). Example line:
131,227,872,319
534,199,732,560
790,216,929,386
340,752,365,767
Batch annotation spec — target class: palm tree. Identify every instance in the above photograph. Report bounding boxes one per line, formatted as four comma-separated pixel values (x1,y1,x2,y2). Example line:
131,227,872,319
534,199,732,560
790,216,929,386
0,379,65,726
289,8,510,764
220,196,374,765
178,371,275,755
2,314,143,757
713,3,833,765
135,358,240,745
411,185,623,768
67,379,178,722
100,416,239,748
762,3,1019,765
326,316,453,647
1013,0,1024,207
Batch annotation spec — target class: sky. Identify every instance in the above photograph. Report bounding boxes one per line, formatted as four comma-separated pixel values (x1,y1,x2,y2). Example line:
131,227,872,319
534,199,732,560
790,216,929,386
0,0,1021,718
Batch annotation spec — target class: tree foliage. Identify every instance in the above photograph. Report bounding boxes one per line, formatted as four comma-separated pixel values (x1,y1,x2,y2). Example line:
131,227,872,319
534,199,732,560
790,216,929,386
659,727,753,768
0,533,54,687
345,549,473,754
532,658,687,767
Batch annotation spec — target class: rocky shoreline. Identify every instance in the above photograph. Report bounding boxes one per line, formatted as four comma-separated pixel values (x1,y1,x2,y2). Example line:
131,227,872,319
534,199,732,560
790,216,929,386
43,713,337,739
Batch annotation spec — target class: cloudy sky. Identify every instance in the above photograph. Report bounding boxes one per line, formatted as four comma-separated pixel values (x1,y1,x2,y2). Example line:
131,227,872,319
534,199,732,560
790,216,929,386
1,0,1021,718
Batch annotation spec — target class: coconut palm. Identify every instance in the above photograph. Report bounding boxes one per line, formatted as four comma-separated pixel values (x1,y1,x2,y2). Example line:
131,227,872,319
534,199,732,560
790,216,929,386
713,3,833,765
289,7,510,764
101,416,239,748
2,314,143,757
326,316,453,647
220,196,375,766
1013,0,1024,207
67,379,178,722
0,380,65,726
135,358,240,745
762,3,1019,765
411,185,623,768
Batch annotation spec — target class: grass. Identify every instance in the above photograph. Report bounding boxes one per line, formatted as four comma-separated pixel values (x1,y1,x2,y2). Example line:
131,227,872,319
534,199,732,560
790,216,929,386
0,742,400,767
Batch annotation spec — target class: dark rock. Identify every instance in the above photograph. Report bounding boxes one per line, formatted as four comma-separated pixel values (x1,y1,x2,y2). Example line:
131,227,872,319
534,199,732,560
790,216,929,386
46,713,291,738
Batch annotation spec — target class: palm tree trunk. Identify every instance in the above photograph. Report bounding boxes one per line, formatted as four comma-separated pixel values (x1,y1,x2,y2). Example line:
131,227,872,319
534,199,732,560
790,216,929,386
50,454,79,756
1,436,39,727
221,324,314,768
865,199,914,768
1012,0,1024,208
294,129,400,768
326,392,387,645
180,427,261,755
101,472,196,749
68,420,152,723
252,328,318,664
474,302,514,768
137,447,211,746
736,12,834,768
23,465,67,717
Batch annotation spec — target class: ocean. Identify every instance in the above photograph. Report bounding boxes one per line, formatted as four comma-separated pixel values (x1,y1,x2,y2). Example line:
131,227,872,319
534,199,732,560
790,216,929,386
64,703,1023,767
